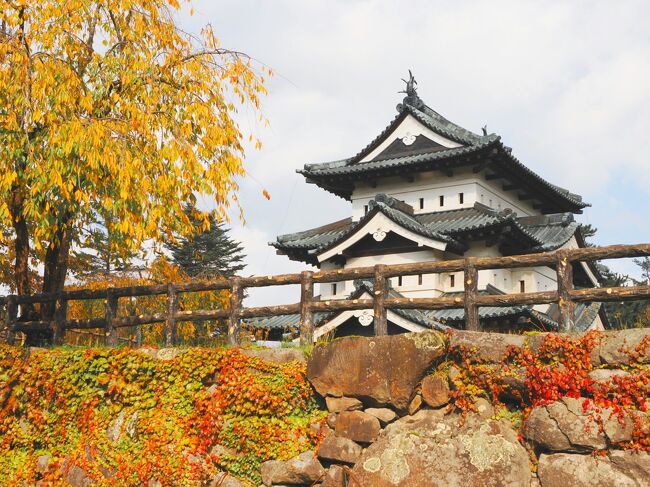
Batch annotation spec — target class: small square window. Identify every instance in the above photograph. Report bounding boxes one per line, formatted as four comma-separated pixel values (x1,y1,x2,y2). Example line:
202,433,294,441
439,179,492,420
459,192,464,204
419,197,424,210
439,195,444,207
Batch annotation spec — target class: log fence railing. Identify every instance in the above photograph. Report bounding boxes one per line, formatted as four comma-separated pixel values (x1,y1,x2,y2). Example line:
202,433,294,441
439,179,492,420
2,243,650,347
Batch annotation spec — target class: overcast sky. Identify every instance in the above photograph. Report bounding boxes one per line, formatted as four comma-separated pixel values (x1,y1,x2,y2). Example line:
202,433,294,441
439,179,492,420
180,0,650,305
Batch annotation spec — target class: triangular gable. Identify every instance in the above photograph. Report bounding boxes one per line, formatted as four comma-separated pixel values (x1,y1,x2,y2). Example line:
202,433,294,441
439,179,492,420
359,113,463,163
316,211,448,262
313,290,428,340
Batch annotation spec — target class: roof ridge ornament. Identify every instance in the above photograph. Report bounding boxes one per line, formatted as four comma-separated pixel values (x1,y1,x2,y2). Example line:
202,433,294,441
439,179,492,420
397,69,424,111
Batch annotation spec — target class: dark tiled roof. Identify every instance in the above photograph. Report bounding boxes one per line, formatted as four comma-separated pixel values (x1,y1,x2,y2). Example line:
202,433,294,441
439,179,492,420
298,92,588,212
272,196,578,265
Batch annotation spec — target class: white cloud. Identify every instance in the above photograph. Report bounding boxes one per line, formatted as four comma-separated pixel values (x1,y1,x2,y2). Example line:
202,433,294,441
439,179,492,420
178,0,650,302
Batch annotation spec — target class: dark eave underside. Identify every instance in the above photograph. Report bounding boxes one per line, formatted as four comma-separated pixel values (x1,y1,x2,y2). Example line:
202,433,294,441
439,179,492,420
272,199,578,266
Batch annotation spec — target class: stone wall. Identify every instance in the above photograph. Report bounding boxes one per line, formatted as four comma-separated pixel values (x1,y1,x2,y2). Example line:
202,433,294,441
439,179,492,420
261,329,649,487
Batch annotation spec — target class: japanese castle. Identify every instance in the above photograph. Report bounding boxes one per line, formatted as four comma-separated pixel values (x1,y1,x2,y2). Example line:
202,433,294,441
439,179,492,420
255,73,606,340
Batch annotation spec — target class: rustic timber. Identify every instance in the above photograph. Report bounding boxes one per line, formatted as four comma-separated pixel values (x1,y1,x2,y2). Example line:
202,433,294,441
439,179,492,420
476,291,558,307
113,313,167,328
53,298,67,346
4,243,650,343
175,309,229,320
6,297,17,345
569,285,650,303
228,277,243,346
166,284,178,347
310,299,375,312
556,251,575,332
105,291,118,346
373,264,388,336
299,271,314,346
464,259,479,331
240,304,301,318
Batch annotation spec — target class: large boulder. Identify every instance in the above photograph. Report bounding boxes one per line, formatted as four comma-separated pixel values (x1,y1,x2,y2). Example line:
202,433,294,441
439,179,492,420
335,411,381,444
241,348,306,365
261,450,325,486
537,451,650,487
317,434,363,465
350,409,531,487
449,331,525,362
596,329,650,366
421,375,450,408
365,408,398,425
307,332,445,411
523,397,640,452
325,396,363,413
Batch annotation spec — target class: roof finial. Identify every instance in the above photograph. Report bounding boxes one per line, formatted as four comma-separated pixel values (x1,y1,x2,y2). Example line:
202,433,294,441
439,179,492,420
397,69,424,111
400,69,418,98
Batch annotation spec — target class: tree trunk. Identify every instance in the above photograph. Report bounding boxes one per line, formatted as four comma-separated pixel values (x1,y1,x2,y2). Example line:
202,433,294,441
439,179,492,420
42,225,72,297
9,190,31,298
36,223,72,347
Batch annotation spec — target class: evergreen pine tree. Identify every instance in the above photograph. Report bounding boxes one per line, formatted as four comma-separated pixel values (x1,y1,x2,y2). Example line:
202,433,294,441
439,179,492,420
578,224,649,328
166,207,245,279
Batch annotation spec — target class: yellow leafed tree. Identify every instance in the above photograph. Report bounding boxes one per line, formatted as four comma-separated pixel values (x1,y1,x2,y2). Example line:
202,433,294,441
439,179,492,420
0,1,268,308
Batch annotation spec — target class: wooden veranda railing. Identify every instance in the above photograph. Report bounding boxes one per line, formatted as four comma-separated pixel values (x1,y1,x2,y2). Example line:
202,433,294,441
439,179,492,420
2,244,650,347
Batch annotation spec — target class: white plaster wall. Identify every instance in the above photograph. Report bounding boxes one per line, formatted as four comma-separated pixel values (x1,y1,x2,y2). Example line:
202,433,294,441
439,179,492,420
318,249,443,299
351,168,537,221
318,238,562,299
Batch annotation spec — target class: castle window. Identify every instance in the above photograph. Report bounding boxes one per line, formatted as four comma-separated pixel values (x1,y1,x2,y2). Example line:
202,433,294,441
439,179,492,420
419,197,424,210
398,276,403,287
519,280,525,293
458,192,464,204
364,205,368,214
449,274,455,288
439,195,444,207
418,274,423,285
332,283,337,295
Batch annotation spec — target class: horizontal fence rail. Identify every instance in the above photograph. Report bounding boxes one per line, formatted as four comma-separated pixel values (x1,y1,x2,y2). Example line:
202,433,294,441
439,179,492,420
2,243,650,347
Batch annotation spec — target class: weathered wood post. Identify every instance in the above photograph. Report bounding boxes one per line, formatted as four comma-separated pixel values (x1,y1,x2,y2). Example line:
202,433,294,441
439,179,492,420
556,250,575,332
228,277,243,346
105,290,119,347
464,258,480,331
165,284,178,347
53,297,68,346
299,271,314,346
373,264,388,336
6,296,17,346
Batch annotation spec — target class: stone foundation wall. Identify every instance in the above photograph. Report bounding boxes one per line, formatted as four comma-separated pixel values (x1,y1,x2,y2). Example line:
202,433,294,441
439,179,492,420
261,329,650,487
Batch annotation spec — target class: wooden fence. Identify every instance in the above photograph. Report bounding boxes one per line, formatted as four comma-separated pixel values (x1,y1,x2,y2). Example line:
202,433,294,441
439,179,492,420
2,243,650,347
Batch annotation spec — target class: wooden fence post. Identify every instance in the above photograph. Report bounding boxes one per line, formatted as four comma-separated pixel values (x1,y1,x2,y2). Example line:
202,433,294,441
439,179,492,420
105,291,118,347
373,264,388,336
165,284,178,347
228,277,242,346
53,297,67,346
464,258,480,331
299,271,314,346
6,297,17,346
556,251,575,332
